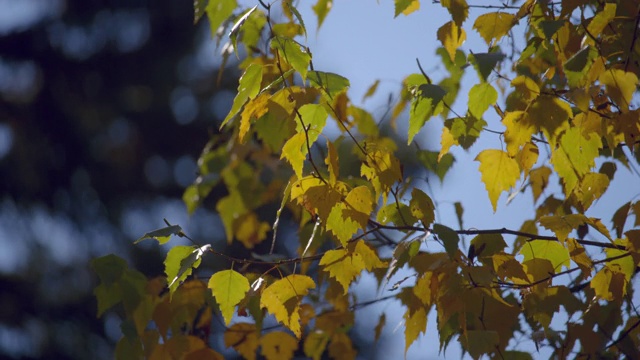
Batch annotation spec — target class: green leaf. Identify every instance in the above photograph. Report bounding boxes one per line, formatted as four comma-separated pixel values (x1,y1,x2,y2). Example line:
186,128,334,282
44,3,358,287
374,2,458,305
312,0,333,29
205,0,237,35
92,254,127,285
377,203,417,227
296,103,328,144
221,63,263,128
468,82,497,119
326,202,360,246
135,224,184,245
307,71,350,98
520,240,570,272
165,245,210,295
475,149,520,212
470,52,505,81
408,84,447,144
270,36,311,80
433,223,460,258
281,132,308,179
209,270,250,325
394,0,420,17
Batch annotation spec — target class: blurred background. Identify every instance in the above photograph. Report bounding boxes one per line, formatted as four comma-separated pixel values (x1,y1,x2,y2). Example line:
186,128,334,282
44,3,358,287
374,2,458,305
0,0,243,358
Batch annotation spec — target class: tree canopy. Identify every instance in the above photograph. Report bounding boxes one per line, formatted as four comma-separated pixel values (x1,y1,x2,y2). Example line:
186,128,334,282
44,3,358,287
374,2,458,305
94,0,640,358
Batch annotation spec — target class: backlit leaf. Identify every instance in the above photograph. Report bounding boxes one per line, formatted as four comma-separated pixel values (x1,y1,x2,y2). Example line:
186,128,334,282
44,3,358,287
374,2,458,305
308,71,349,98
326,202,360,246
325,141,339,184
538,214,588,243
475,149,520,212
209,270,250,325
281,132,307,179
599,69,638,110
260,275,315,338
394,0,420,17
520,240,570,272
516,142,538,178
166,245,210,294
417,150,455,182
438,21,466,61
205,0,237,36
312,0,333,29
440,0,468,27
404,306,427,353
410,188,435,227
320,241,386,294
503,111,536,156
270,36,311,80
408,84,447,144
468,82,497,119
221,63,263,128
473,12,516,45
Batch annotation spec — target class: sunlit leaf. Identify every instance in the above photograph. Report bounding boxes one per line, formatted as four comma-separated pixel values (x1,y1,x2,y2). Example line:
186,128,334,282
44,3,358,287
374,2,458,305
539,214,588,243
599,69,638,110
404,306,427,353
260,275,315,337
271,36,311,80
205,0,237,35
394,0,420,17
209,270,250,325
475,149,520,212
438,21,466,61
503,111,536,157
468,82,497,119
439,0,468,26
312,0,333,29
473,12,516,45
520,240,570,272
308,71,349,98
408,84,447,144
165,245,210,294
221,63,263,128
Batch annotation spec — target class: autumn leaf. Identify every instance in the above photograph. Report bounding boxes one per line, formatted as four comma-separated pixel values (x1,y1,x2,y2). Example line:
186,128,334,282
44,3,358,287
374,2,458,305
221,63,263,128
208,270,250,325
260,275,315,337
438,21,466,61
475,149,521,212
473,12,516,45
260,331,298,360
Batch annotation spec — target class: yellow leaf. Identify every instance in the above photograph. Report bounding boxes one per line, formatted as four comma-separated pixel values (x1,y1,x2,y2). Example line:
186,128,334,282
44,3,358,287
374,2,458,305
325,140,339,185
394,0,419,17
538,214,588,242
410,188,435,227
503,111,536,156
224,323,259,360
320,241,386,294
260,331,298,360
515,142,538,178
520,240,570,272
239,93,269,143
361,149,402,203
260,275,315,338
235,212,270,248
605,239,635,283
585,3,616,41
511,75,540,104
475,149,521,212
439,0,468,27
208,270,250,326
326,202,360,246
559,127,602,176
404,306,427,354
473,12,516,45
437,21,466,62
614,110,640,150
303,331,330,360
567,238,592,278
281,132,308,179
343,186,373,229
529,166,551,204
572,172,609,211
222,63,263,128
590,266,626,301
